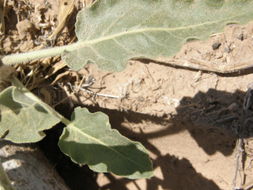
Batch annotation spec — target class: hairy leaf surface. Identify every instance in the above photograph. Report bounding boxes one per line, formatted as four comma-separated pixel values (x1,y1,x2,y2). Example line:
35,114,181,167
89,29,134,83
58,107,153,179
0,86,60,143
64,0,253,71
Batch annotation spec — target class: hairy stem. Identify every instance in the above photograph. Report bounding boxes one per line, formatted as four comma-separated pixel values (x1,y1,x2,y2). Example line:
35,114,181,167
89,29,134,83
1,43,79,65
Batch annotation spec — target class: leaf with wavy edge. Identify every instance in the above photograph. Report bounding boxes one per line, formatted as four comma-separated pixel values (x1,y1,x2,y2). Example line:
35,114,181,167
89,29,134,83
58,107,153,179
2,0,253,71
0,86,60,143
0,79,153,178
63,0,253,71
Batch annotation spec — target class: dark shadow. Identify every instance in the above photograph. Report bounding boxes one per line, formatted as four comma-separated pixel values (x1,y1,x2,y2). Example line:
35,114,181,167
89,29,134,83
90,88,246,157
58,139,153,178
3,7,18,32
39,123,99,190
100,154,220,190
0,88,22,115
83,87,251,189
136,58,253,77
36,87,252,190
147,154,220,190
171,88,243,156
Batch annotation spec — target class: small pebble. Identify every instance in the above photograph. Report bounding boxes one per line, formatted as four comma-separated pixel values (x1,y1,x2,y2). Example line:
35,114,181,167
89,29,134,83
224,46,232,53
237,33,245,41
212,42,221,50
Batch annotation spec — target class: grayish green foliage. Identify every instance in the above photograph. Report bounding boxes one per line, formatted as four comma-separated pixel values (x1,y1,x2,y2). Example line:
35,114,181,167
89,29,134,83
58,107,153,179
0,86,60,143
64,0,253,71
0,82,153,178
2,0,253,180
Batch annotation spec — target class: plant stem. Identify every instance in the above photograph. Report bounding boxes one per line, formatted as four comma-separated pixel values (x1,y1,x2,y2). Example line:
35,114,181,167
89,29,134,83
1,43,79,65
0,159,15,190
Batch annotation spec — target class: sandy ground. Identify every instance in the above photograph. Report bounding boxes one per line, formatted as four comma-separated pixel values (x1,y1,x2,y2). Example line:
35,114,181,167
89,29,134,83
1,1,253,190
87,62,252,190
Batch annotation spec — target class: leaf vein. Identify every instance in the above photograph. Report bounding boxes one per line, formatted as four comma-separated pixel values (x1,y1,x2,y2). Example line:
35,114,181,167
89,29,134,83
83,14,246,46
142,33,167,48
101,8,134,37
113,39,135,55
69,123,146,169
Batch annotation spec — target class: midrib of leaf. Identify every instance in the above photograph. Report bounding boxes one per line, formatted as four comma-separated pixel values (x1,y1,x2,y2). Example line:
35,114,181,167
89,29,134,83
8,79,138,161
81,14,244,46
1,9,248,66
67,122,146,170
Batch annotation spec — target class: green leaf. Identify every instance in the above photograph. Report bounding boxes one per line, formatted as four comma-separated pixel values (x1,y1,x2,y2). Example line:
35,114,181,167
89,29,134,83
63,0,253,71
0,79,153,178
58,107,153,179
0,86,61,143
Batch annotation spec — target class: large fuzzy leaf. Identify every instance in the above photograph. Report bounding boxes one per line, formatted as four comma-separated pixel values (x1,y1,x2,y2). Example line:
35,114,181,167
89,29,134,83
0,86,60,143
58,107,153,179
0,80,153,178
64,0,253,71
